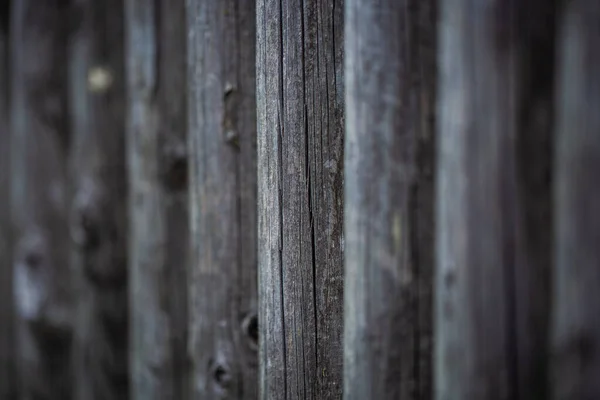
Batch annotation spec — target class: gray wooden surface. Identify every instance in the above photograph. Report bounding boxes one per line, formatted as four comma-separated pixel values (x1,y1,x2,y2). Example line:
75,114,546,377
0,10,16,400
9,0,73,398
552,2,600,399
510,3,557,399
69,0,128,398
126,0,189,398
186,1,258,398
257,0,345,398
435,2,557,400
344,0,436,399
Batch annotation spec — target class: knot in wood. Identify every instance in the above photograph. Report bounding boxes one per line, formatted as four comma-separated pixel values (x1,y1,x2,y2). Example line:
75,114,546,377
24,246,44,272
71,182,102,251
224,82,235,99
242,312,258,350
444,270,455,289
555,331,596,370
208,358,232,390
224,129,239,148
16,230,48,272
14,231,51,324
161,143,188,191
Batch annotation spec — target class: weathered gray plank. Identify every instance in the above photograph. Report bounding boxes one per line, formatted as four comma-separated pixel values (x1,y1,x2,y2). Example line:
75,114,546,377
552,3,600,399
344,0,436,399
69,0,128,398
125,0,189,398
510,4,558,399
257,0,344,398
0,7,17,400
435,2,556,400
186,0,257,398
9,0,73,399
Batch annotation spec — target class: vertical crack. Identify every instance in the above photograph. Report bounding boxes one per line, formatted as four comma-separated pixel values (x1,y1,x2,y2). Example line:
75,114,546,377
299,0,319,396
277,2,288,398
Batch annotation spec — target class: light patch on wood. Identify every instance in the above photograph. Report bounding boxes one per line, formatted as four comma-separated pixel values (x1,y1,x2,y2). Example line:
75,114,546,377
393,212,402,252
88,67,113,93
420,90,430,141
393,213,412,286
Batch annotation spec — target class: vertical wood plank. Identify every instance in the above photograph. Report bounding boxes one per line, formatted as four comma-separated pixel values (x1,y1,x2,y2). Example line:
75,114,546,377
9,0,73,398
69,0,128,398
0,5,17,399
126,0,190,398
257,0,344,398
552,2,600,399
186,0,258,398
435,2,557,400
344,0,436,398
511,3,557,399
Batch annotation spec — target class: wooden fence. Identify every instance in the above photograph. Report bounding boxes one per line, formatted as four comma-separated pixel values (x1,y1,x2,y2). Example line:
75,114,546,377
0,0,599,399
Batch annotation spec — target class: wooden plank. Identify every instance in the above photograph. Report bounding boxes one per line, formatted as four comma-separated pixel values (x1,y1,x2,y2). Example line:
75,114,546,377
186,0,258,398
69,0,128,398
9,0,73,399
509,3,557,399
552,2,600,399
344,0,436,398
0,7,17,400
125,0,189,398
257,0,344,398
435,2,556,399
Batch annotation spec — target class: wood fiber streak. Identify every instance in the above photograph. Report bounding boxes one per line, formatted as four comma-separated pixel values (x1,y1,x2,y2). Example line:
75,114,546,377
436,2,557,400
126,0,189,398
344,0,436,399
552,3,600,399
187,0,257,398
10,1,73,399
0,15,17,400
257,0,344,399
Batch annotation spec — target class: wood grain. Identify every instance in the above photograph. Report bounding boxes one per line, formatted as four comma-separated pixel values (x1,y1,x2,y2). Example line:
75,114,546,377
0,9,17,400
435,2,557,399
69,0,129,398
344,0,436,398
126,0,190,398
257,0,344,398
552,3,600,399
10,1,73,398
187,0,257,398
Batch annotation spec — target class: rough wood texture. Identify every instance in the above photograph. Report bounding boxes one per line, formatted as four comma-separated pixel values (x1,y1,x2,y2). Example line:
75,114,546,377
9,0,73,399
552,3,600,399
435,2,557,400
344,0,436,399
69,0,128,398
0,8,17,400
126,0,189,398
186,1,257,398
257,0,344,398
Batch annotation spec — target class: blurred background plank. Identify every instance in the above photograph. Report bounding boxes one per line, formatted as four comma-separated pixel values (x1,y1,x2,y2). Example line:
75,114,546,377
344,0,436,398
0,1,16,398
552,2,600,399
435,2,557,400
10,0,73,398
69,0,128,398
187,0,258,398
126,0,189,398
